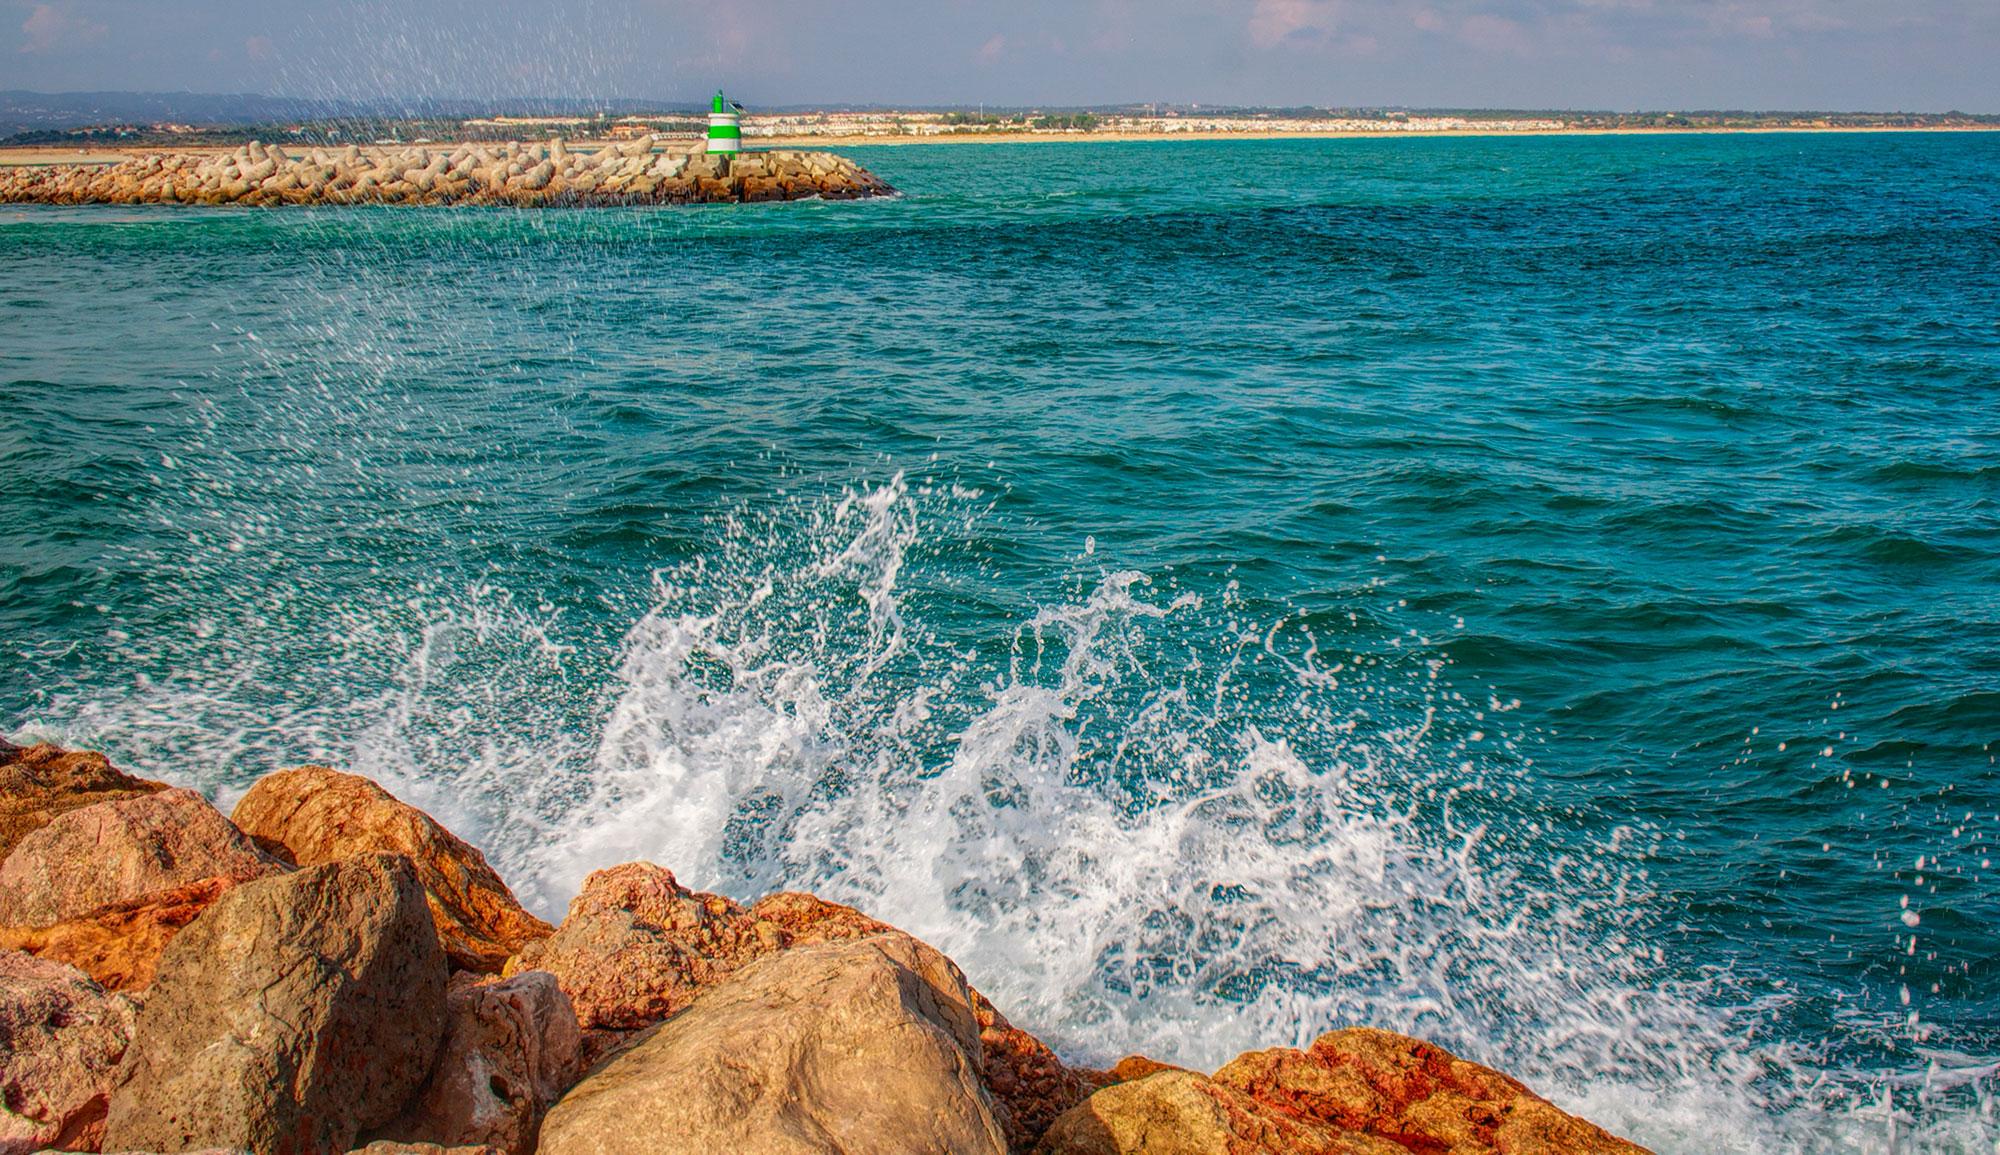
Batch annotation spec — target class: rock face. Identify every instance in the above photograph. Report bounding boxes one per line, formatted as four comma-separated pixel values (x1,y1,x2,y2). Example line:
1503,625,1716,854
508,872,1086,1152
0,951,138,1155
0,874,251,991
503,861,773,1031
1034,1028,1653,1155
0,141,894,208
752,892,1091,1152
376,971,580,1155
232,767,551,972
0,742,166,863
0,787,281,926
538,935,1007,1155
103,854,450,1155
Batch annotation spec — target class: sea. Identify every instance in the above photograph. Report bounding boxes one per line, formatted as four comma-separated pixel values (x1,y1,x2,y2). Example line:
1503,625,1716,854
3,132,1997,1152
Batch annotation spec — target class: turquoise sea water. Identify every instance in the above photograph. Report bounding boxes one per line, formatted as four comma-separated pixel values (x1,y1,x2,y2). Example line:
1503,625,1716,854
3,133,1998,1151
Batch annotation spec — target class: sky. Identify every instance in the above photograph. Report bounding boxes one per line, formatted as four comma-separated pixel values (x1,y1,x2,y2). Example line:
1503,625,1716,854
7,0,1998,112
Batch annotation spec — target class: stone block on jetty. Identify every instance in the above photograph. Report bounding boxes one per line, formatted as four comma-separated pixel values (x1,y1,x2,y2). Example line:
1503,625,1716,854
0,138,894,208
0,741,166,862
0,951,137,1155
232,767,552,972
537,935,1007,1155
103,854,450,1155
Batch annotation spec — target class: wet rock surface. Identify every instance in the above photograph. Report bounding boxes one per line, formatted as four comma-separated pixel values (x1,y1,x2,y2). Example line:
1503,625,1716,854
232,767,550,972
0,139,894,207
537,935,1006,1155
103,854,449,1155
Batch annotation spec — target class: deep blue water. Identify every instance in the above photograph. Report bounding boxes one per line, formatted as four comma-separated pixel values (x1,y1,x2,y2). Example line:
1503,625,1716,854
4,133,1998,1152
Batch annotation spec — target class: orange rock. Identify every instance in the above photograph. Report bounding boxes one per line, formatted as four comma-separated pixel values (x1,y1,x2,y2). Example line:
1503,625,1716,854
0,875,251,991
1034,1069,1403,1155
1213,1028,1650,1155
504,862,776,1031
1034,1028,1652,1155
231,767,551,972
0,787,281,927
0,742,166,863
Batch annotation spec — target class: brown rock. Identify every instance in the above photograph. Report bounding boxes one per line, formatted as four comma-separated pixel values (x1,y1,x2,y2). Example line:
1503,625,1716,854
1033,1069,1404,1155
537,935,1006,1155
0,951,138,1155
0,787,281,926
1035,1028,1652,1155
349,1143,502,1155
375,970,579,1154
232,767,551,972
752,892,1089,1152
103,854,450,1155
0,874,251,991
0,743,166,863
503,862,772,1031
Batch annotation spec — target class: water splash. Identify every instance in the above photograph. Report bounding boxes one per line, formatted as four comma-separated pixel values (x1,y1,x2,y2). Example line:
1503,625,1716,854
13,472,1998,1153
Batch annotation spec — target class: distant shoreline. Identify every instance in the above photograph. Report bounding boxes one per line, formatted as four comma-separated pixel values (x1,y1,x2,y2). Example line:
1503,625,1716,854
3,123,1995,168
768,124,2000,148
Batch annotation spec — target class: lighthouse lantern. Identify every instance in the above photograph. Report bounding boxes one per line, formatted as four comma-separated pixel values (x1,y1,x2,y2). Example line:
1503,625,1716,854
707,91,742,155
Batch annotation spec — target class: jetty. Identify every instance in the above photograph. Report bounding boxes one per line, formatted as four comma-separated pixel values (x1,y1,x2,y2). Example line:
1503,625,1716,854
0,136,894,207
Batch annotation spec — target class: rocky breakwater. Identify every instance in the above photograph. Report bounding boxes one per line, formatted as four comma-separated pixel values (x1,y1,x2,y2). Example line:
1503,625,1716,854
0,738,1657,1155
0,137,894,207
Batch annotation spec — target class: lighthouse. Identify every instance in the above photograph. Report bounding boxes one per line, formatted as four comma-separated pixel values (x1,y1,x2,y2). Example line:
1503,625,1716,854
707,91,743,155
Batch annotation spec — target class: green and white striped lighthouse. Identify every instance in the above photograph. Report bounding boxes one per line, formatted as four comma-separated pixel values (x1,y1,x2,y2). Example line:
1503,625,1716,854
707,90,742,155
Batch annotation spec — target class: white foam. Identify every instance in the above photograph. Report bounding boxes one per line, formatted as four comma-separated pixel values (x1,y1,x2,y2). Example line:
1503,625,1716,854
16,473,1997,1154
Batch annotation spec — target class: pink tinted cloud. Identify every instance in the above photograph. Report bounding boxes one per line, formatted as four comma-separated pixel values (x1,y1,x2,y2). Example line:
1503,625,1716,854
977,33,1006,62
19,3,107,54
1248,0,1342,49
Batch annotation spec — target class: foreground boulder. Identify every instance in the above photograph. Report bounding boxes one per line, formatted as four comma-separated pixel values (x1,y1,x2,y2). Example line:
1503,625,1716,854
1035,1027,1652,1155
0,786,282,926
103,854,449,1155
509,872,1088,1150
0,741,166,862
753,892,1091,1151
0,951,138,1155
232,767,551,972
538,935,1006,1155
0,875,251,991
374,971,579,1154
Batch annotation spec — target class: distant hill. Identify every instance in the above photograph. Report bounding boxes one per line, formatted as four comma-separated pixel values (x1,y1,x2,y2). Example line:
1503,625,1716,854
0,91,703,138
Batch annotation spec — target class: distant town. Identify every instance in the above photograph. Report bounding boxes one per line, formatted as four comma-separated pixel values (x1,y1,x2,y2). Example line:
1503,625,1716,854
2,91,1995,150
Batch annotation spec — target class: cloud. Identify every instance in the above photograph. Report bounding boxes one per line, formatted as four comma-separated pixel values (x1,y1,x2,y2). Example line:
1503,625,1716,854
244,34,273,60
19,2,107,54
977,33,1006,63
1247,0,1341,49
